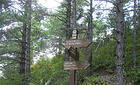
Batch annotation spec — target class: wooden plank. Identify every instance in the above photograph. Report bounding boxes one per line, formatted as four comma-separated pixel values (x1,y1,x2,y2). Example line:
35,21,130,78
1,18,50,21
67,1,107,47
65,40,91,48
64,61,90,70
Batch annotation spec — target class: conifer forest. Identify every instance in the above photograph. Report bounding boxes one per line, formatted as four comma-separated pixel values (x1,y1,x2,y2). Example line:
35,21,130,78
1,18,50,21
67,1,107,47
0,0,140,85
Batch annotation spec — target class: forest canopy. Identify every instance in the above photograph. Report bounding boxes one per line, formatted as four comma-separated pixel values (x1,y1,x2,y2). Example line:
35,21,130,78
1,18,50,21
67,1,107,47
0,0,140,85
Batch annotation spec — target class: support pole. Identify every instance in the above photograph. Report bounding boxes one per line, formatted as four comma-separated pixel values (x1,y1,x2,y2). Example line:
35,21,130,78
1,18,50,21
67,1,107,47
70,0,77,85
70,70,76,85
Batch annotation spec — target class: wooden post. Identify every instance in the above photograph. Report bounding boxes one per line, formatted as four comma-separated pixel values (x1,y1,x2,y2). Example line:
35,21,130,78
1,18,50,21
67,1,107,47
70,0,77,84
70,70,76,85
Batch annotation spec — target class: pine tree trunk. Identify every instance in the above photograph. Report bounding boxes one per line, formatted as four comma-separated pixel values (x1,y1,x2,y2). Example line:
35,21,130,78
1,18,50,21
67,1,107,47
20,0,28,84
65,0,71,61
20,22,26,85
116,0,126,85
26,0,32,85
133,0,137,68
88,0,93,64
73,0,77,84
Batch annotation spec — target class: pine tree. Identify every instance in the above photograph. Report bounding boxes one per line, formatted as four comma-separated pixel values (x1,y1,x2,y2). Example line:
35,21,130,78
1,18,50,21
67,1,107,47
116,0,126,84
26,0,32,85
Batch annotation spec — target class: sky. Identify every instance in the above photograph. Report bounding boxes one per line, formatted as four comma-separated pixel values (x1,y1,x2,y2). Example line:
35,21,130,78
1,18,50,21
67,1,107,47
38,0,63,10
38,0,114,23
38,0,113,11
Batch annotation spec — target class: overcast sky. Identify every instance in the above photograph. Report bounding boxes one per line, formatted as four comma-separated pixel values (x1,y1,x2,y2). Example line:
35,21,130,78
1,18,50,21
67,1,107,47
38,0,63,10
38,0,113,11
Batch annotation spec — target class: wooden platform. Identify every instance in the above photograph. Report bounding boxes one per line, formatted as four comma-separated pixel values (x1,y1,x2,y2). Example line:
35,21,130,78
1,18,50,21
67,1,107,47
64,61,90,70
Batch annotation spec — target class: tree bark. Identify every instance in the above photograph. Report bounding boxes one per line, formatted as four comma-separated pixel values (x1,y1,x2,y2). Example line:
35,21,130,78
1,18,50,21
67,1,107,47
116,0,126,85
20,22,26,84
26,0,32,85
88,0,93,64
65,0,71,61
20,22,26,74
20,0,28,84
133,0,137,68
69,0,78,85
